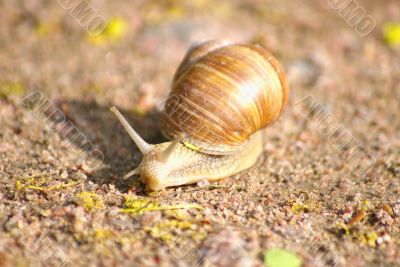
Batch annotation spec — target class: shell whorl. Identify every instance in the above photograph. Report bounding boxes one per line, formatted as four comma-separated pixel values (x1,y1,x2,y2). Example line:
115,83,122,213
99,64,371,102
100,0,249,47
160,40,288,155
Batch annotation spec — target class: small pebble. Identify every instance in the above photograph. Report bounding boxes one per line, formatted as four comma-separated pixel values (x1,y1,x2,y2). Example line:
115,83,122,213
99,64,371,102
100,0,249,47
73,207,86,233
392,200,400,217
341,207,353,222
60,170,68,179
202,229,254,267
196,179,210,187
377,233,391,245
76,172,87,180
141,211,162,226
107,207,120,217
375,209,394,225
78,162,92,175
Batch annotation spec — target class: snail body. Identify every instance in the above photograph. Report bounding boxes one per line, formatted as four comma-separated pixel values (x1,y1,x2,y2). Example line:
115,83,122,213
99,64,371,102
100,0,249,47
111,40,288,191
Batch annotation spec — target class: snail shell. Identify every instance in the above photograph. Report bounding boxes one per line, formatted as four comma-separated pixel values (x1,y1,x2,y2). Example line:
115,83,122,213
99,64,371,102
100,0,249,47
160,40,288,155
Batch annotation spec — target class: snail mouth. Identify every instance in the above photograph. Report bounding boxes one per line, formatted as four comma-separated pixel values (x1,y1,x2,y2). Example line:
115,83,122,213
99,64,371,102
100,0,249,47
140,174,164,191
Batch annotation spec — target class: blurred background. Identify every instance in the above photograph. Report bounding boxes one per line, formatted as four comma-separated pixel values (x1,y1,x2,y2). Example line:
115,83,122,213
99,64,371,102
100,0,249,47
0,1,399,266
1,0,398,105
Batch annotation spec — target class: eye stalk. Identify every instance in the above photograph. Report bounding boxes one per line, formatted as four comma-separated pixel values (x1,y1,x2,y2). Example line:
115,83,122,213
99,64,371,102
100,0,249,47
156,138,181,163
110,106,151,179
110,106,181,179
110,107,152,154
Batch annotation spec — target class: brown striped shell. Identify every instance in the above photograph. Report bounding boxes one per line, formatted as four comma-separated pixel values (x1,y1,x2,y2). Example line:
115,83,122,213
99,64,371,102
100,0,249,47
160,40,288,155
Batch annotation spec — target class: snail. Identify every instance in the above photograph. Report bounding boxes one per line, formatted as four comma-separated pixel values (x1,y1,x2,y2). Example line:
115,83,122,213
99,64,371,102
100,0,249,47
111,40,288,191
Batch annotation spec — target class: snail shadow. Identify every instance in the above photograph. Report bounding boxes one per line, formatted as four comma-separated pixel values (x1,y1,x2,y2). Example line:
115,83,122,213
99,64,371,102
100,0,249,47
53,99,166,193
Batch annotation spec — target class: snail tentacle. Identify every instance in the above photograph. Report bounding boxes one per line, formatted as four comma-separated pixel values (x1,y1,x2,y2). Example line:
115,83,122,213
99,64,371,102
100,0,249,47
110,106,152,154
156,137,182,163
123,168,140,179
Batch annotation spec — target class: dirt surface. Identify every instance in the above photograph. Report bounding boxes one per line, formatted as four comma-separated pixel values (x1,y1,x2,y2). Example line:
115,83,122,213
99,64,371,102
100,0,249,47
0,1,399,266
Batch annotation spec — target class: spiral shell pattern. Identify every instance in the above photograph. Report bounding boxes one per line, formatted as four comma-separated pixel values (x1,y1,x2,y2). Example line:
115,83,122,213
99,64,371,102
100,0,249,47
160,40,288,155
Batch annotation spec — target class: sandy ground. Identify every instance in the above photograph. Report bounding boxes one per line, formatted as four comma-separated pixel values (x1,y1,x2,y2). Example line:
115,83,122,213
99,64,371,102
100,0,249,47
0,0,399,266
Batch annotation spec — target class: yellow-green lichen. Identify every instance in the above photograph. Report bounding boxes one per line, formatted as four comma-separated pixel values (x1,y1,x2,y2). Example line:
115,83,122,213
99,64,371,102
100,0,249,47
88,17,127,45
15,175,79,192
118,233,141,246
361,200,370,212
290,198,320,214
359,231,378,247
0,82,25,97
144,219,194,243
335,223,378,247
121,197,206,244
35,21,58,37
121,196,203,215
183,141,201,151
93,228,114,242
76,192,104,211
131,106,149,116
383,22,400,47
